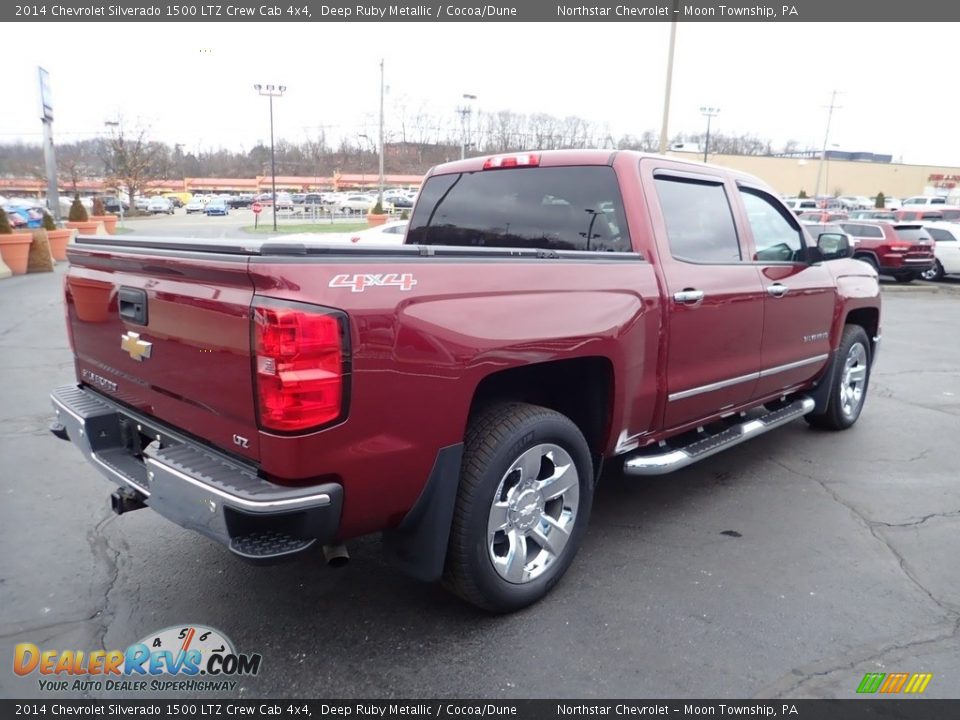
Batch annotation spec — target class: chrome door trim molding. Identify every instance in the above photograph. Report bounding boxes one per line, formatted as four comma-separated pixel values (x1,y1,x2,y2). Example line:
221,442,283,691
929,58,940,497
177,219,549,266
669,354,829,402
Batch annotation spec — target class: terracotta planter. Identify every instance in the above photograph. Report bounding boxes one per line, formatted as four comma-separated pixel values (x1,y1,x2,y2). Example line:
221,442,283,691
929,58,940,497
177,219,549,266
367,213,388,227
47,228,74,261
90,214,118,234
66,220,101,236
0,232,34,275
67,276,113,323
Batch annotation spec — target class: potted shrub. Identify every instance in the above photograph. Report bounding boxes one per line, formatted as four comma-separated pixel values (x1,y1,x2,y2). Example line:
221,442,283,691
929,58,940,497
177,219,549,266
65,195,100,235
89,196,118,234
0,207,33,275
367,200,388,227
43,211,74,262
875,192,886,209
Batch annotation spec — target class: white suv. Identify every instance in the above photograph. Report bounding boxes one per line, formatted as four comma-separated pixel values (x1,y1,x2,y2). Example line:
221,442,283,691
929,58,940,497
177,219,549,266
903,196,947,207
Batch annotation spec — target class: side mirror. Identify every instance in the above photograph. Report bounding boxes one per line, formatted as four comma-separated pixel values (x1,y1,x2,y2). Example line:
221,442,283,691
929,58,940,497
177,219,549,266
817,232,852,260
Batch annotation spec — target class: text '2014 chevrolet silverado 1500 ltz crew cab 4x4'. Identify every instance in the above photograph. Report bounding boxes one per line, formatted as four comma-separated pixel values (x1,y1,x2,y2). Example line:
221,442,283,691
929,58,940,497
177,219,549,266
51,151,881,612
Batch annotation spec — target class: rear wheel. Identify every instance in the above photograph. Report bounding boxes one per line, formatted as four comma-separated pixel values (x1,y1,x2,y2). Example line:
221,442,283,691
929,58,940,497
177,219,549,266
855,254,879,273
443,403,594,613
921,261,944,282
806,325,871,431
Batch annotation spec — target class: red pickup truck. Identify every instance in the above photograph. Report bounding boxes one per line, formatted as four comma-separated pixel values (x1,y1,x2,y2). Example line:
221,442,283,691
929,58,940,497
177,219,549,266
51,151,881,612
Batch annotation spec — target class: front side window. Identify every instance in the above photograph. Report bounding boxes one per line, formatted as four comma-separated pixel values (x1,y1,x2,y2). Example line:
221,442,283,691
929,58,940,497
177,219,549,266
740,189,805,262
654,177,740,262
407,166,631,253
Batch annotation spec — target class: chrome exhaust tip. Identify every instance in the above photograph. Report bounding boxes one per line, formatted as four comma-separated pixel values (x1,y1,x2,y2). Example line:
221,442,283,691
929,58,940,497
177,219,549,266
322,543,350,567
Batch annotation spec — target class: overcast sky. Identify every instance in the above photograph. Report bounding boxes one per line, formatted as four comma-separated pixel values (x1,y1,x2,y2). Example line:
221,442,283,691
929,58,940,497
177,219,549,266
1,22,955,166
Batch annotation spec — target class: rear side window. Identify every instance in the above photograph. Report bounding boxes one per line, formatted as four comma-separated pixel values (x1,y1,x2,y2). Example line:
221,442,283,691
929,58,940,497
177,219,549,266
931,197,946,205
841,223,884,239
895,228,932,242
654,177,741,262
406,166,631,252
927,228,958,242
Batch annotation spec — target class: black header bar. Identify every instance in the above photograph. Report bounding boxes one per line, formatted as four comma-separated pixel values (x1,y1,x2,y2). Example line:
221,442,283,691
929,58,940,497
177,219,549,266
4,0,958,23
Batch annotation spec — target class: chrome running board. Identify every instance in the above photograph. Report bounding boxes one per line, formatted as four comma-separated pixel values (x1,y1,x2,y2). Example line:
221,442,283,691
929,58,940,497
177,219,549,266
623,397,815,476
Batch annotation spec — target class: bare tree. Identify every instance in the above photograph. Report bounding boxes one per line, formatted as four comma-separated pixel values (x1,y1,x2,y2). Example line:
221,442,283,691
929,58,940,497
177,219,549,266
99,122,165,209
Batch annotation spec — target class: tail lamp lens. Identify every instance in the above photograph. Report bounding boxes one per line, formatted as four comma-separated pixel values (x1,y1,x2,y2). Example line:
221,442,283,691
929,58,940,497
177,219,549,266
253,303,345,432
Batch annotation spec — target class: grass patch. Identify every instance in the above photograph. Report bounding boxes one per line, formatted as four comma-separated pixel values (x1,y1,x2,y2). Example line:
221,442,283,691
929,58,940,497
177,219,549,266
112,227,135,234
242,223,369,235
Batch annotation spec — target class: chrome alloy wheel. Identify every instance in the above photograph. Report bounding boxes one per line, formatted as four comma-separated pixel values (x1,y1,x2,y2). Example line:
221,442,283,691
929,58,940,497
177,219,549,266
840,342,868,417
486,443,580,584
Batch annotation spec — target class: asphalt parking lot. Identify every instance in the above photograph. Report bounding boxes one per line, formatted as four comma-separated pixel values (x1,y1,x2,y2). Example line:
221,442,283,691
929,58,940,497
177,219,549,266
1,239,958,700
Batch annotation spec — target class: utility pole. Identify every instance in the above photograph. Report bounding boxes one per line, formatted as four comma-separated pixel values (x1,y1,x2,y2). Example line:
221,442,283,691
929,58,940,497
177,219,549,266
814,90,842,200
458,93,477,159
378,59,385,207
700,106,720,163
38,68,60,222
254,83,286,231
658,9,678,154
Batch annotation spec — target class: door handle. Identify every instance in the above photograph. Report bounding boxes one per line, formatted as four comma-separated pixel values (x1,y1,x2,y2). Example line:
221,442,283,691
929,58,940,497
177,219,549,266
673,289,705,304
767,283,789,298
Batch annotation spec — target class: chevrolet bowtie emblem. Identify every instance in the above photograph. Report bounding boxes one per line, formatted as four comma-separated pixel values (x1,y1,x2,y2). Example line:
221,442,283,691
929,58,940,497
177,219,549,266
121,331,152,362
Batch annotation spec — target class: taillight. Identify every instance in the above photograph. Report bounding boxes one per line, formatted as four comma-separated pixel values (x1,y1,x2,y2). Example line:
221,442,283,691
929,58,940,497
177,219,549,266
482,153,540,170
253,301,347,432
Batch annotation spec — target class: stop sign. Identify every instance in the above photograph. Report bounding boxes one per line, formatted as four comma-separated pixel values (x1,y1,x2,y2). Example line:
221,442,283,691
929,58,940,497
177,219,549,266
251,202,263,214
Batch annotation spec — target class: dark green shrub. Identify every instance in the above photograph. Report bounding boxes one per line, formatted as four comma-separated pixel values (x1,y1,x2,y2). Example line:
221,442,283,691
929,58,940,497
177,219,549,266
91,197,106,216
42,212,57,231
875,192,885,209
371,201,384,215
400,210,409,220
0,207,12,234
798,189,808,198
68,195,89,222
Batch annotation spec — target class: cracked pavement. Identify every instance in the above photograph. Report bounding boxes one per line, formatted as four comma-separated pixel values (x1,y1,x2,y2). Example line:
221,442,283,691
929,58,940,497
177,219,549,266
0,267,957,699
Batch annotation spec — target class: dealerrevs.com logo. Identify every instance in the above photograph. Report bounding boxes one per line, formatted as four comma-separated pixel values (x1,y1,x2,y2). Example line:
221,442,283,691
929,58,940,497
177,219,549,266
13,624,262,693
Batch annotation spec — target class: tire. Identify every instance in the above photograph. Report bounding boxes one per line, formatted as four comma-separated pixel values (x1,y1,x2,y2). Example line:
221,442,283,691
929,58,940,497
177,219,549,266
806,325,872,431
855,254,879,273
894,273,919,283
443,402,594,613
921,261,944,282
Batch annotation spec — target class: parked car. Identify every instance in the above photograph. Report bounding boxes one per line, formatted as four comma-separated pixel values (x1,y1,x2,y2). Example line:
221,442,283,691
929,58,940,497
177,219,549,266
346,221,409,244
338,194,376,214
147,197,174,215
100,197,129,214
894,209,944,222
51,150,880,612
920,221,960,281
204,199,229,216
185,198,206,214
387,195,415,210
163,196,184,209
847,210,895,221
939,208,960,222
839,221,936,282
3,203,44,228
134,197,151,212
798,211,849,223
902,196,947,207
782,198,819,215
883,197,902,211
837,196,873,211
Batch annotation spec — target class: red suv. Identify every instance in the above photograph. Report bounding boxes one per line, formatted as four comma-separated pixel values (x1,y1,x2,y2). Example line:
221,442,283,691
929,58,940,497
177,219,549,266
894,209,944,222
839,221,936,282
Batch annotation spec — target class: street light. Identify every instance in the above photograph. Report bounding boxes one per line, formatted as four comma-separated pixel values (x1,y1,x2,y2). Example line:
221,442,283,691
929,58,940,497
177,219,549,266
253,83,286,231
458,93,477,160
103,120,124,227
699,106,720,163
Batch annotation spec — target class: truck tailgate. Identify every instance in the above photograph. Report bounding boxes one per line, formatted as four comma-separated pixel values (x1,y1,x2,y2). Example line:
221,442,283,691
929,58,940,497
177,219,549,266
65,247,260,462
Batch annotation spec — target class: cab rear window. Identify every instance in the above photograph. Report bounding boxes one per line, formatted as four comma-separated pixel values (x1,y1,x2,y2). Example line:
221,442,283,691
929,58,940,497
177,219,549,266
406,166,632,253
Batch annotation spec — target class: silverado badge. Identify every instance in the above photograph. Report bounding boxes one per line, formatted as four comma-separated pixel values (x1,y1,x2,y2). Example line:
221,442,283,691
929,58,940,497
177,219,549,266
121,331,152,362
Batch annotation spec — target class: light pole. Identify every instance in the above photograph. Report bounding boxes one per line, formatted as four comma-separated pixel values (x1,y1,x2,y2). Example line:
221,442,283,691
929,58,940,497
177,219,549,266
814,90,842,201
457,93,477,160
378,59,385,208
103,119,124,227
254,83,286,231
658,6,678,154
699,106,720,163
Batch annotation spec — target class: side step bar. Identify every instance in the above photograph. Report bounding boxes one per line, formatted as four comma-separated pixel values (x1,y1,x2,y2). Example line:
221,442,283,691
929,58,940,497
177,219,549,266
623,397,815,476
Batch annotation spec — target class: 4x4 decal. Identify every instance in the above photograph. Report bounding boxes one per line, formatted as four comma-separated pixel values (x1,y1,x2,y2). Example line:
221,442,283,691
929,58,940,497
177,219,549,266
329,273,417,292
